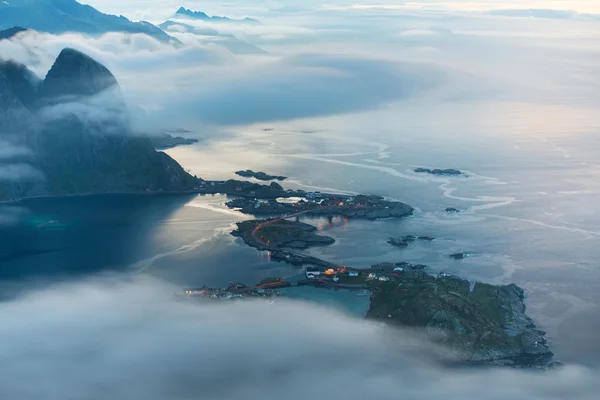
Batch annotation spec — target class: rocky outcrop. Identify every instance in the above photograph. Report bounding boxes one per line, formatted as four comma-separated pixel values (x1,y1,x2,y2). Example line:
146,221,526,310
367,271,553,367
232,219,335,250
388,235,435,248
235,170,287,181
0,43,198,201
415,168,464,176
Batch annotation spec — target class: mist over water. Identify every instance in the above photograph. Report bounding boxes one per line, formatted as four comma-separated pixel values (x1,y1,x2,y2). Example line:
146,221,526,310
0,276,598,400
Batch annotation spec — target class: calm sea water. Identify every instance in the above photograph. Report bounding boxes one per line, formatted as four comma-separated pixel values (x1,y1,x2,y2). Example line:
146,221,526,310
1,100,599,365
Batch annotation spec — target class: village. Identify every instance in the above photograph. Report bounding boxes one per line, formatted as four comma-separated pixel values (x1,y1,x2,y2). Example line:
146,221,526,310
182,262,432,301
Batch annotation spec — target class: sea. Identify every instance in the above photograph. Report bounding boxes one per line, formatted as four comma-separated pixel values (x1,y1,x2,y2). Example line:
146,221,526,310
1,99,599,366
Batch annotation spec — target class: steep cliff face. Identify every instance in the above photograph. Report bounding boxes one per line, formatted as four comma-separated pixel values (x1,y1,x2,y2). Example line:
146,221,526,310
0,42,198,201
0,60,37,133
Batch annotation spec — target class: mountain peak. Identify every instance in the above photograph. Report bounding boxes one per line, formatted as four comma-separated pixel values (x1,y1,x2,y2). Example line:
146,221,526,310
173,7,260,24
39,48,118,102
0,26,30,40
175,7,209,19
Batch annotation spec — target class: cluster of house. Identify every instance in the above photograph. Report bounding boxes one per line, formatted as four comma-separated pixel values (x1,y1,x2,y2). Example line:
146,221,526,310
305,266,360,280
365,266,406,282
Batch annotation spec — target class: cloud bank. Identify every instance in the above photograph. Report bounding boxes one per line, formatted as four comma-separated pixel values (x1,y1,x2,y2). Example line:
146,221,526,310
0,277,597,400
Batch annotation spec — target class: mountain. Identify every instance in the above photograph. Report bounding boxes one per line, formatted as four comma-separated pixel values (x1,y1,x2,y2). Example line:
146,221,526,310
0,26,29,40
174,7,261,25
158,21,266,55
0,44,199,201
0,0,176,43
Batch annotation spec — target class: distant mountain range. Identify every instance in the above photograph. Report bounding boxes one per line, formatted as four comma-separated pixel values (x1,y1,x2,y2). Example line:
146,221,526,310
0,0,176,43
0,27,199,201
174,7,261,25
158,20,266,55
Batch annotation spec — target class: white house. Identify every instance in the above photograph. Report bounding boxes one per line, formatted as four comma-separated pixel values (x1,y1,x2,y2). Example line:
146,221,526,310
333,276,340,282
348,271,359,277
378,276,390,282
306,267,321,279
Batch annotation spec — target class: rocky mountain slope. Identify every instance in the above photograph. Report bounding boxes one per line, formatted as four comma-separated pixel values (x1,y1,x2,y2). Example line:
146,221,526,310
0,42,198,201
0,0,175,43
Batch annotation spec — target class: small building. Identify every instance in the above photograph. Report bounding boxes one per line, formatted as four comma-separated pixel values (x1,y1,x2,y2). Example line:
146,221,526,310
367,273,377,280
392,267,404,274
378,276,390,282
348,271,359,277
306,267,321,279
333,276,340,282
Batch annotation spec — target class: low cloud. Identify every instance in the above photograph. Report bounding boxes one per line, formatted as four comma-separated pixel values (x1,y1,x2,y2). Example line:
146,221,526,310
0,29,452,127
165,54,446,125
0,276,598,399
0,139,32,160
0,163,42,181
0,205,26,226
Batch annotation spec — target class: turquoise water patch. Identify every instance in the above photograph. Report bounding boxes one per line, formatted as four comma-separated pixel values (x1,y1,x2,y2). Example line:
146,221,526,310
22,215,70,231
278,286,370,318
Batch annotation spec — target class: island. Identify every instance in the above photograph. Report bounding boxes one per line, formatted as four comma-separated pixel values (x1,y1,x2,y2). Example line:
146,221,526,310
415,168,464,176
388,235,435,248
449,252,471,260
225,194,414,220
445,207,463,214
150,132,199,150
235,170,287,181
232,219,335,250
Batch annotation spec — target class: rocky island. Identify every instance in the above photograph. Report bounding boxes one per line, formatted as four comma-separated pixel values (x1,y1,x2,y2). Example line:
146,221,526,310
388,235,435,248
366,269,553,367
235,170,287,181
449,252,471,260
232,219,335,250
150,132,198,150
226,194,414,220
415,168,464,176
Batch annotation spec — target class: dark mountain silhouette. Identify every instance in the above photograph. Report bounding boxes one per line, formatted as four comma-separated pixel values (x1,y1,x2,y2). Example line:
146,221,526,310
0,41,198,201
